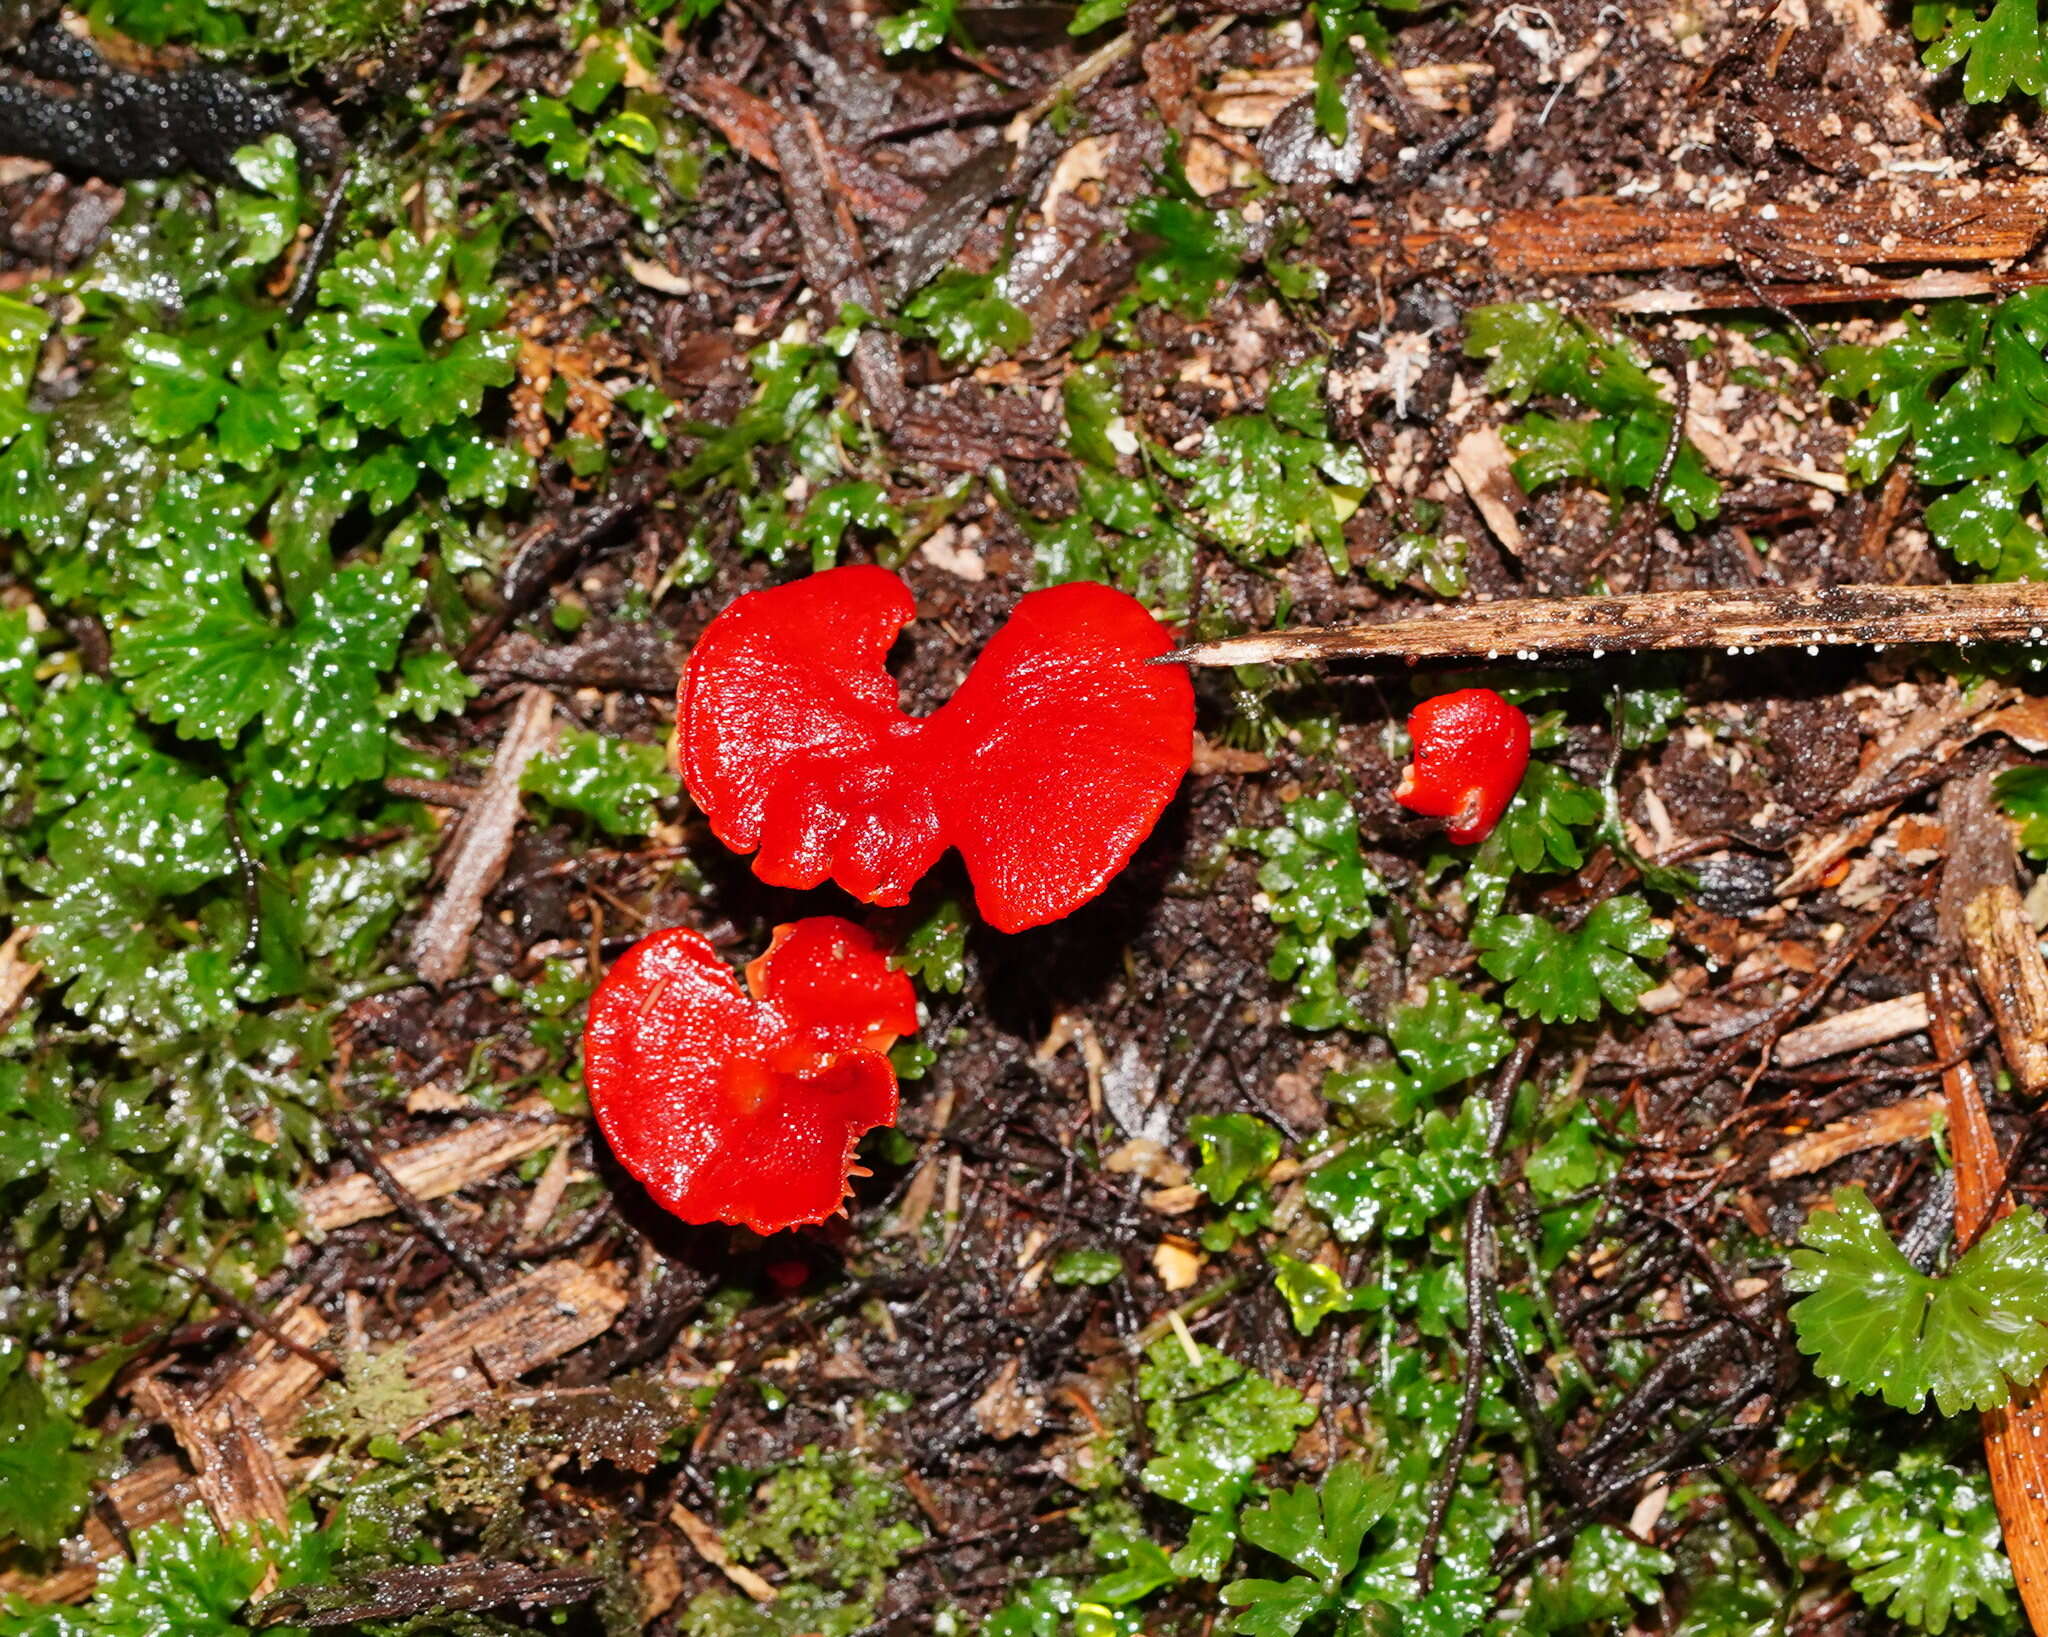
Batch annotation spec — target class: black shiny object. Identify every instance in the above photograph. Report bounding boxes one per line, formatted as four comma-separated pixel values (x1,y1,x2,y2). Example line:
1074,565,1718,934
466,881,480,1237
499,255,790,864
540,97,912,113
0,25,293,179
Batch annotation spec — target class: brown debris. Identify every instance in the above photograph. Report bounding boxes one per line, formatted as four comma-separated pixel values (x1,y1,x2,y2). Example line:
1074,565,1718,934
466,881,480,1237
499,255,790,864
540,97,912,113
1963,884,2048,1099
682,75,925,231
1773,992,1929,1068
408,687,558,984
399,1260,629,1436
1174,585,2048,668
1777,685,2013,900
770,110,906,433
1361,179,2048,279
301,1114,573,1231
1765,1093,1941,1180
672,1503,779,1603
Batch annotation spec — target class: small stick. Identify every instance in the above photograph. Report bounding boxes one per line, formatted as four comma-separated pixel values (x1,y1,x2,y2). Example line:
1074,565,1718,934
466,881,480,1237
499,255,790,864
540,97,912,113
1166,582,2048,668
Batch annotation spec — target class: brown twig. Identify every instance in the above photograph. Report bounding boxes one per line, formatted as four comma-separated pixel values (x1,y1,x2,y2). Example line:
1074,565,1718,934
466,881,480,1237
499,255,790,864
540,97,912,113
408,686,557,985
1168,583,2048,668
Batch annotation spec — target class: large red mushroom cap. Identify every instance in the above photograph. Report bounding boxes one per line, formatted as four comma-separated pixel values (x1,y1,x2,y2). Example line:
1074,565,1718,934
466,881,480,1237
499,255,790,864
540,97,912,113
1395,687,1531,846
583,917,917,1234
678,565,1194,932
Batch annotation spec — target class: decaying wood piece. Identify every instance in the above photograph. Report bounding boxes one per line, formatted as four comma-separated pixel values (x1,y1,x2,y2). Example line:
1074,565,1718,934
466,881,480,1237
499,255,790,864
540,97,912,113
399,1260,629,1436
1607,268,2048,316
1929,968,2048,1636
409,687,557,984
1963,883,2048,1100
134,1380,292,1543
672,1503,780,1603
1355,178,2048,279
0,1303,338,1604
681,76,925,230
1766,1092,1941,1180
300,1115,572,1231
1776,687,2013,900
1772,992,1929,1069
1170,583,2048,669
0,923,40,1028
771,110,906,432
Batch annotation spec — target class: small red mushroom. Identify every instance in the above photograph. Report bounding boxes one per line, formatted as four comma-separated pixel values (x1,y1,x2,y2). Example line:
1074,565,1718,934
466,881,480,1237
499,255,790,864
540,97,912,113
583,917,917,1234
678,565,1194,933
1396,687,1531,845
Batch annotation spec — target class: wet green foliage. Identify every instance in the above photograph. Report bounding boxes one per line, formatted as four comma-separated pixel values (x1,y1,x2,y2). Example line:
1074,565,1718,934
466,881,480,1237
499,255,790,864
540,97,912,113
512,22,702,231
1914,0,2048,104
1824,290,2048,579
1154,361,1371,579
1017,362,1199,615
1472,895,1669,1025
897,269,1030,365
1995,762,2048,856
0,1506,329,1637
1465,303,1721,529
1234,787,1384,1031
524,727,680,836
0,1342,99,1552
0,128,552,1550
1804,1455,2019,1633
687,1449,924,1636
1788,1185,2048,1415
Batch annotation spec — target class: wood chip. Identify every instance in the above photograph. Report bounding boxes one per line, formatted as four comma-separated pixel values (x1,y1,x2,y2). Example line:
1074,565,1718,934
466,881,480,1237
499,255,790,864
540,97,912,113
672,1503,779,1603
301,1116,572,1231
409,687,557,984
400,1261,629,1436
6,1303,338,1602
1606,268,2048,315
516,1138,577,1247
0,924,41,1027
1766,1093,1941,1179
1965,883,2048,1099
1445,425,1527,560
1773,992,1929,1068
1152,1237,1205,1291
1175,588,2048,671
134,1381,291,1543
1190,734,1271,775
971,1356,1046,1441
1361,178,2048,278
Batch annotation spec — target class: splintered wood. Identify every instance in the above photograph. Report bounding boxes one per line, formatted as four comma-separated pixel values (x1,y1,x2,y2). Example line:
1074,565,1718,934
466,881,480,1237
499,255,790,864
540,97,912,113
1772,993,1930,1069
1767,1093,1942,1180
409,686,557,985
1963,884,2048,1100
300,1114,572,1230
399,1260,628,1436
1357,178,2048,278
11,1266,626,1603
1171,585,2048,667
1930,969,2048,1637
1172,584,2048,668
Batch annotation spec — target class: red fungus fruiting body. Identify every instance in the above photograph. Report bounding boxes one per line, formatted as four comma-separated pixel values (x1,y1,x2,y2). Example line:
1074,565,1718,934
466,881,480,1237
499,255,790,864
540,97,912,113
1396,687,1531,845
583,916,917,1234
678,565,1194,933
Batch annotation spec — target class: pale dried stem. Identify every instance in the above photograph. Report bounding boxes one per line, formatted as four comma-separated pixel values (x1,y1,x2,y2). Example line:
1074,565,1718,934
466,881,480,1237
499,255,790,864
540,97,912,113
1171,584,2048,668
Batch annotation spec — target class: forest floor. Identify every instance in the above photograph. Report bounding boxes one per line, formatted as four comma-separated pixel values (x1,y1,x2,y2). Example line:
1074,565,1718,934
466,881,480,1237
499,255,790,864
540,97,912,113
4,1,2048,1634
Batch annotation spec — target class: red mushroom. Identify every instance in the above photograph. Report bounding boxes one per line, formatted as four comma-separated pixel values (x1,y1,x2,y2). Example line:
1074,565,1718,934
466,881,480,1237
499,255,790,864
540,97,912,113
1396,687,1531,845
583,917,917,1234
678,565,1194,933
